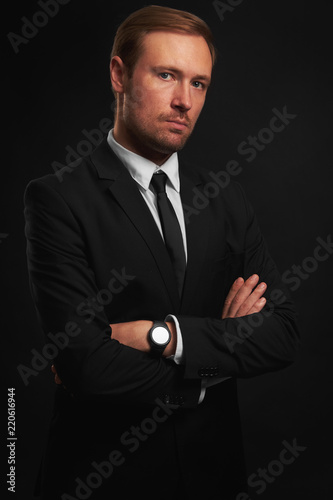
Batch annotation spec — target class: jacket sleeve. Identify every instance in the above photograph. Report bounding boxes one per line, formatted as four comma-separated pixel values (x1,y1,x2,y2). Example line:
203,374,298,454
24,179,200,407
177,183,301,380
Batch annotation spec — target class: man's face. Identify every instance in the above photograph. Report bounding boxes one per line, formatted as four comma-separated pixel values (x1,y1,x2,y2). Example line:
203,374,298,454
118,31,213,160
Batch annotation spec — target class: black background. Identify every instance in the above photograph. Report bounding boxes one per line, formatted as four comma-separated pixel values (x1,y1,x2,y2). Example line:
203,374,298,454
3,0,333,498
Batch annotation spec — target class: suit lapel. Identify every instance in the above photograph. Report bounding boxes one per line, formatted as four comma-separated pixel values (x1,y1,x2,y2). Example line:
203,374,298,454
91,138,181,312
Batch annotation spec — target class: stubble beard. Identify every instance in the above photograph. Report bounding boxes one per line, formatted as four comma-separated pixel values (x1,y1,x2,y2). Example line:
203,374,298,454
123,102,194,156
138,125,191,155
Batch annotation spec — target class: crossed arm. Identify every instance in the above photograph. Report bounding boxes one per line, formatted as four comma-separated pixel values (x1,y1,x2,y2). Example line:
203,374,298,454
110,273,266,356
27,178,299,403
52,274,266,384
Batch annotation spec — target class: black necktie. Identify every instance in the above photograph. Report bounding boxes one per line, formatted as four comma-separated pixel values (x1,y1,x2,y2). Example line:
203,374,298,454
150,172,186,296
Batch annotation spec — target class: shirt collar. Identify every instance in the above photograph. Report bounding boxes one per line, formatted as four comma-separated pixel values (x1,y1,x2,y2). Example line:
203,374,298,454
107,129,180,192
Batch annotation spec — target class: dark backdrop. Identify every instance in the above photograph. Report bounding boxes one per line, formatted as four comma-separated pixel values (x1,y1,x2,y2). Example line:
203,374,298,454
3,1,333,499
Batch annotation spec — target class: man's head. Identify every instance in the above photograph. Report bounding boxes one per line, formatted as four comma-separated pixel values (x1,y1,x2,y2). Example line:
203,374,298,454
110,5,216,164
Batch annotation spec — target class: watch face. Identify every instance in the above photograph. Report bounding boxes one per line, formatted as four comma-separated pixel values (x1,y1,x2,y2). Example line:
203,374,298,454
152,326,170,346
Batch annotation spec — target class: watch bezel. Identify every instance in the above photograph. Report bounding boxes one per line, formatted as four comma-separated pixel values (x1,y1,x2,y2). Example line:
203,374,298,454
148,321,171,354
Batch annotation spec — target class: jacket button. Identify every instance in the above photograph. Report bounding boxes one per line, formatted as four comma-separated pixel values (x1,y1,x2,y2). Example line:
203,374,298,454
198,366,219,377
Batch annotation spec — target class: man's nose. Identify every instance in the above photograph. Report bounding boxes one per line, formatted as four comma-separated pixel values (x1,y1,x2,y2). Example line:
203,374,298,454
171,82,192,112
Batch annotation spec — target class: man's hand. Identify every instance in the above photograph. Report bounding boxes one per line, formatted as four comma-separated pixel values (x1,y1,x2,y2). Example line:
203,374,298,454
51,364,62,385
222,274,267,319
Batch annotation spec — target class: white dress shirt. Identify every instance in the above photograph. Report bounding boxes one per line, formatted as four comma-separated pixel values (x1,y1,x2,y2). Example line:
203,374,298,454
107,129,229,403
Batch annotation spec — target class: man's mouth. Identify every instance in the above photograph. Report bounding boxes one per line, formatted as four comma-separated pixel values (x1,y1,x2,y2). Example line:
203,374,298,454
166,120,189,130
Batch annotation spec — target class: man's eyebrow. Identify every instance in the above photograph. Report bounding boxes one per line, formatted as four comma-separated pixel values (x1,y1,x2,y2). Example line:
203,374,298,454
152,66,211,84
194,74,211,84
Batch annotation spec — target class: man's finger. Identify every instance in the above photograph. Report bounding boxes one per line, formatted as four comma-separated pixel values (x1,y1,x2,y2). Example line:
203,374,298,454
234,280,267,317
226,274,260,318
51,364,63,385
221,277,244,319
245,297,266,316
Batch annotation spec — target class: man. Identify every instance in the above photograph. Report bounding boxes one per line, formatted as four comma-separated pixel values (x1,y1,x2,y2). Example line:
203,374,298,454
25,5,300,500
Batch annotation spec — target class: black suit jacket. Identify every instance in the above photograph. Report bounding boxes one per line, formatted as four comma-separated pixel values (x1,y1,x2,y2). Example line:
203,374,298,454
24,137,300,499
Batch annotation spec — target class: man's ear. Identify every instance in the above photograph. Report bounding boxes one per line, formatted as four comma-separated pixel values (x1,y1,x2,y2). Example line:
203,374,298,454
110,56,126,95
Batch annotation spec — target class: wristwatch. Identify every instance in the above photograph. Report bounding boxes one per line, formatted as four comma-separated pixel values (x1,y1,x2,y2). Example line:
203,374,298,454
148,321,171,356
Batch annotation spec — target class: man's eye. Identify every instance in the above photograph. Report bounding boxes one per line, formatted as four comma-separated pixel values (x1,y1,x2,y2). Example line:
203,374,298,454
159,72,171,80
192,81,203,89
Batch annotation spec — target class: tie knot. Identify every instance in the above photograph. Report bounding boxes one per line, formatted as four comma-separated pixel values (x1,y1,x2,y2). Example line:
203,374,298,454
150,172,168,194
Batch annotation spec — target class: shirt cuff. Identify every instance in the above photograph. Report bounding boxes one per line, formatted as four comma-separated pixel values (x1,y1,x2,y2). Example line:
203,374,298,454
198,377,231,404
198,379,207,404
164,314,184,365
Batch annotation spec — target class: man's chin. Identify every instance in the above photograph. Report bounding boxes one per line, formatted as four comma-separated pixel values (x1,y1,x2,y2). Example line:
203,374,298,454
152,131,190,154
